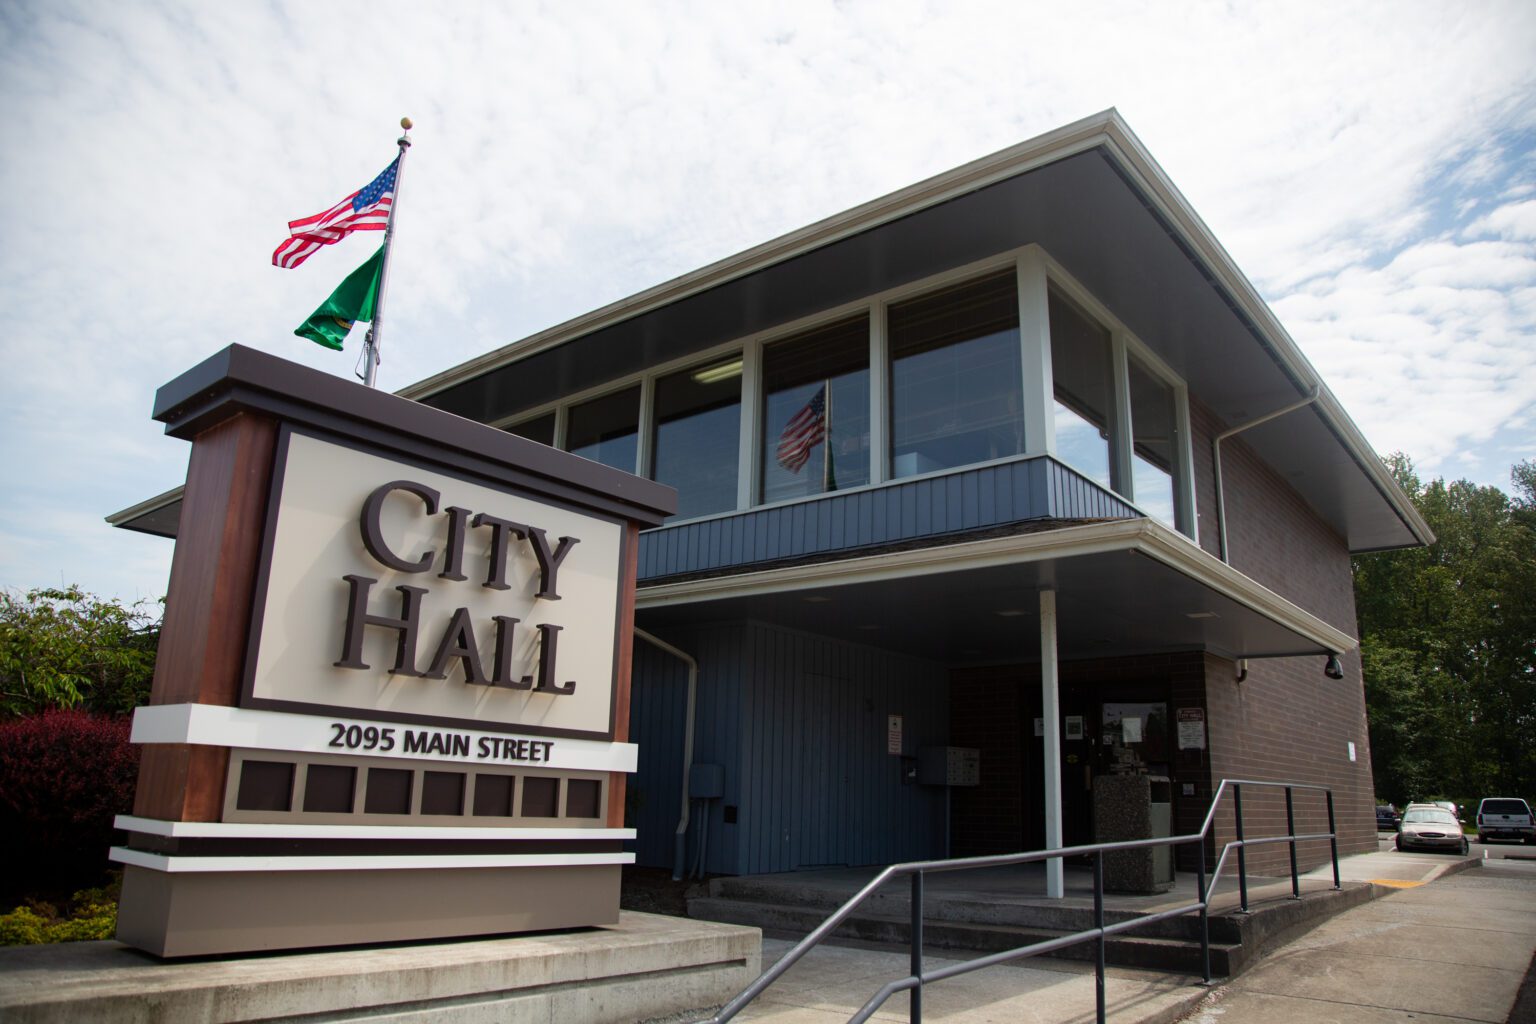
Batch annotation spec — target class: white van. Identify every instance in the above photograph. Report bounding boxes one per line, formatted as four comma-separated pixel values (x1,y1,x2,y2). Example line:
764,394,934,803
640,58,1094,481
1476,797,1534,843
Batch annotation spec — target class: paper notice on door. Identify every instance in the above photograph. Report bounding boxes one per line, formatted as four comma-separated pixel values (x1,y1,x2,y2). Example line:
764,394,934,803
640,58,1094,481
1177,707,1206,750
1121,716,1143,744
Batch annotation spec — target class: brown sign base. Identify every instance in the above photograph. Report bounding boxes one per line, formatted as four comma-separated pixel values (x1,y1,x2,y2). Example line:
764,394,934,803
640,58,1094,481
116,863,619,959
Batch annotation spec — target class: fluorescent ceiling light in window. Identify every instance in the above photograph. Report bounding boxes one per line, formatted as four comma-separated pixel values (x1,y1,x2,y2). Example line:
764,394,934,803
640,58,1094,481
691,359,742,384
1185,611,1219,619
995,608,1029,617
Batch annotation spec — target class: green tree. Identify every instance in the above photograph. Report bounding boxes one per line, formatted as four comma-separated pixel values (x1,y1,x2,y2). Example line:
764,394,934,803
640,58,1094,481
1354,458,1536,806
0,586,159,717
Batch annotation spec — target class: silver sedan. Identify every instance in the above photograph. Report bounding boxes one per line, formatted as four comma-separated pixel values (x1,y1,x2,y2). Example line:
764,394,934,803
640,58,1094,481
1396,807,1469,855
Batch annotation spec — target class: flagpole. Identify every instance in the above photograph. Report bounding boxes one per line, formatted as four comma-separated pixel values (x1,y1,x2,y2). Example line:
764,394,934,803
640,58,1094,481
362,117,413,388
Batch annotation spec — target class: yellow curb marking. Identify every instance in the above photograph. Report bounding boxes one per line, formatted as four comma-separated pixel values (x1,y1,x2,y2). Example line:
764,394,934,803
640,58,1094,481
1369,879,1425,888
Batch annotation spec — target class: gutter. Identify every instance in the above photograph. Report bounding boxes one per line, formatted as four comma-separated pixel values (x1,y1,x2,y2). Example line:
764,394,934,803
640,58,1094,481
633,628,698,881
1212,387,1321,563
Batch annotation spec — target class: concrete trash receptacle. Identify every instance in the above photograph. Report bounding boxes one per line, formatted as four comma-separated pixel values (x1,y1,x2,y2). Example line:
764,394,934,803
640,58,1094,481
1094,774,1175,894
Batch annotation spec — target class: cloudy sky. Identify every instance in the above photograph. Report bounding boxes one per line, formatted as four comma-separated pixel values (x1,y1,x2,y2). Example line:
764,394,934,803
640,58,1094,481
2,1,1533,604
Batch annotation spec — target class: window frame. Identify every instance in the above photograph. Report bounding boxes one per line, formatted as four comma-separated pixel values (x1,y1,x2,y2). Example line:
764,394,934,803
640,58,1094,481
493,244,1198,542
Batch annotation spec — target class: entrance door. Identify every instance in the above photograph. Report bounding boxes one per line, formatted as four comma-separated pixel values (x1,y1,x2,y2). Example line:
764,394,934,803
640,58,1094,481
1098,702,1171,778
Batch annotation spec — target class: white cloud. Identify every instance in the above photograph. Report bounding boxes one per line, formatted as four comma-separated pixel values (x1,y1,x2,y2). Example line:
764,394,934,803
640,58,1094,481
1,0,1535,600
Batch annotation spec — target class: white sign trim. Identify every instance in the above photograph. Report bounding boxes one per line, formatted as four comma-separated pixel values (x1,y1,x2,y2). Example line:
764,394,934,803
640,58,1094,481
115,814,636,841
110,847,634,874
131,704,638,773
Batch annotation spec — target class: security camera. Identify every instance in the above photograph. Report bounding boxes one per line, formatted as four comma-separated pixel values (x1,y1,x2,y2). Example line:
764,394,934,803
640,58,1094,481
1323,653,1344,680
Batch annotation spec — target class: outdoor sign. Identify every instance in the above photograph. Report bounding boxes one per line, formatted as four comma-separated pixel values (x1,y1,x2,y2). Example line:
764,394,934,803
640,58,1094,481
110,346,674,958
245,429,623,738
1177,707,1206,750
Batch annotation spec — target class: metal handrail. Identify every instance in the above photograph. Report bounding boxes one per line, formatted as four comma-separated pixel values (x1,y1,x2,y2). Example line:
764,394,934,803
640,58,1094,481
699,777,1340,1024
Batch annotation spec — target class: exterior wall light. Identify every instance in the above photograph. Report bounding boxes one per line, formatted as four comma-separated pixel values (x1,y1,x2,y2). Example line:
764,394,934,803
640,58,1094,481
1324,653,1344,680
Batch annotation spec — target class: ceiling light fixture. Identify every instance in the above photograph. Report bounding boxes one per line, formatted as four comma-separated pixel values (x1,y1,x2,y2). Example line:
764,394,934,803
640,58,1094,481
691,359,743,384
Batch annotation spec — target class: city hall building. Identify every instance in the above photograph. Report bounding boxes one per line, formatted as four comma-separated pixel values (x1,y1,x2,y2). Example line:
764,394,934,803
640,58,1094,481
116,110,1429,887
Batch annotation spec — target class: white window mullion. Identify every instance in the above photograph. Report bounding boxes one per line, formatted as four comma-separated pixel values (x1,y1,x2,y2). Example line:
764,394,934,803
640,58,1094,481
1016,249,1055,459
1173,382,1198,541
1110,332,1134,498
738,340,763,509
868,302,890,486
552,405,569,451
636,375,657,478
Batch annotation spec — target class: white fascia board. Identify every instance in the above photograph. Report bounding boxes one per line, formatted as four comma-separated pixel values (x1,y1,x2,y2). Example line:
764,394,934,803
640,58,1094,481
114,815,635,841
129,704,638,774
1094,120,1433,548
636,518,1356,654
397,111,1122,402
104,485,185,527
110,848,634,874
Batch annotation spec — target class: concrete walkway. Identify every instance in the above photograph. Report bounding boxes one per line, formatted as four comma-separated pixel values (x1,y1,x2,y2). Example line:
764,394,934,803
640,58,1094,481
688,849,1512,1024
1181,858,1536,1023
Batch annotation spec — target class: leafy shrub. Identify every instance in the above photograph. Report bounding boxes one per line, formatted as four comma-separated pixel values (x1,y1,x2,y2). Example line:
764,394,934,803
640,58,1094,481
0,882,118,945
0,585,159,717
0,711,138,899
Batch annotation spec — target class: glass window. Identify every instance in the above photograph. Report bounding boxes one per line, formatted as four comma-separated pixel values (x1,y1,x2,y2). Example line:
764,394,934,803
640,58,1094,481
1048,290,1114,489
1128,357,1177,526
653,359,742,521
1101,702,1169,772
762,316,870,502
889,271,1023,478
506,411,555,447
566,386,640,473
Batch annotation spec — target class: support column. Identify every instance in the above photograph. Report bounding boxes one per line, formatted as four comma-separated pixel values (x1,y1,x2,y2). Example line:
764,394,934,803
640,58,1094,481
1040,589,1064,898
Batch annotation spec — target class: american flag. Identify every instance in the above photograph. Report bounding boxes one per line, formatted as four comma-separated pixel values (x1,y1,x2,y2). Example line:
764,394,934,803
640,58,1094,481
776,385,827,472
272,158,399,269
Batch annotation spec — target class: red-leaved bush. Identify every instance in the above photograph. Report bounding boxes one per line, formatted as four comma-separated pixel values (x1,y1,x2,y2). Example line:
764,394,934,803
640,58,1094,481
0,710,138,896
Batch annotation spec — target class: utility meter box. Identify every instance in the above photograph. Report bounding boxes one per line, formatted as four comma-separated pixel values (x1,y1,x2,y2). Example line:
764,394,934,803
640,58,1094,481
918,746,980,787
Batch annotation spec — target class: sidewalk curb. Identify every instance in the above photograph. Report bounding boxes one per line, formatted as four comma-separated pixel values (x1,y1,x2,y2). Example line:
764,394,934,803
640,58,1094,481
1421,855,1484,883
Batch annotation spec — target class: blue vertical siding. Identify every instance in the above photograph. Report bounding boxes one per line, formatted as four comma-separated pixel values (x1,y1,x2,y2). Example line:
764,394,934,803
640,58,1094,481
627,623,745,873
628,619,950,875
637,455,1138,582
735,622,949,874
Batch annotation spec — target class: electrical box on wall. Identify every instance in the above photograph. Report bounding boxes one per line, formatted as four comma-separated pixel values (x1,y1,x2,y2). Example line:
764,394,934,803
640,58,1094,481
918,746,980,787
689,763,724,799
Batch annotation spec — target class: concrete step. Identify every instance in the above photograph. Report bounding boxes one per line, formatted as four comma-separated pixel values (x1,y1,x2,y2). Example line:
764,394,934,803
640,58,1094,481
688,895,1241,976
704,875,1244,942
690,880,1377,979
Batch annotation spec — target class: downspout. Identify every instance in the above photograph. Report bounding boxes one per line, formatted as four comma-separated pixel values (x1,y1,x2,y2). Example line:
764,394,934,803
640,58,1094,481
1213,386,1321,563
633,627,698,882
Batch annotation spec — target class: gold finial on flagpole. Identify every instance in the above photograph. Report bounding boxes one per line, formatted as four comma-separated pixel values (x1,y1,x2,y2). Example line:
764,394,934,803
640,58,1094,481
400,116,413,130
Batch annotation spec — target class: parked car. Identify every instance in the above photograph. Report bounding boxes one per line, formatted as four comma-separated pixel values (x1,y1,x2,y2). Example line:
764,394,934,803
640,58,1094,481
1375,804,1399,831
1476,797,1535,844
1396,806,1469,855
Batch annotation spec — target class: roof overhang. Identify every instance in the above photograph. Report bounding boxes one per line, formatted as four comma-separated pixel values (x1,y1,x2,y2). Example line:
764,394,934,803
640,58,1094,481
400,109,1430,554
635,519,1356,664
106,485,183,539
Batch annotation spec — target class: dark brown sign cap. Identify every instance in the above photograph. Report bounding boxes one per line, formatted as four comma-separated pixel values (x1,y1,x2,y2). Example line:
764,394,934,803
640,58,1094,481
154,344,676,526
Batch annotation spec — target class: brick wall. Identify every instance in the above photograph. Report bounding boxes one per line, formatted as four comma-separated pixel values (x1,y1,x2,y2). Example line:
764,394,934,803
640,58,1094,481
1189,398,1378,869
944,402,1381,875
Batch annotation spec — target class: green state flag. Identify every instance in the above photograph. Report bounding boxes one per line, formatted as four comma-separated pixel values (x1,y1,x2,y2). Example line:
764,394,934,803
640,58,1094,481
295,246,384,350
